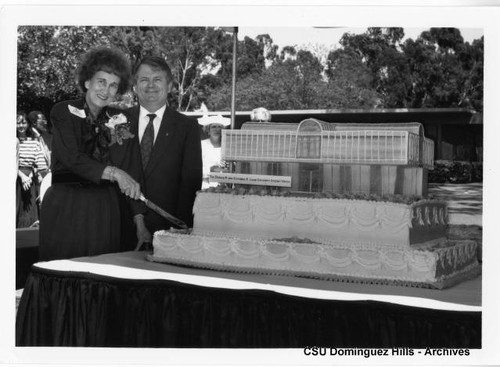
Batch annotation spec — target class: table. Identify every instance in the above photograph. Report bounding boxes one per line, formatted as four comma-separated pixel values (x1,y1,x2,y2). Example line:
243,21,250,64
16,228,39,289
16,251,481,348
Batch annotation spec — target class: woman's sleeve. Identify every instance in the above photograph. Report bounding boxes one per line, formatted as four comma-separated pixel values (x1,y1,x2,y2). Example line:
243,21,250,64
50,103,106,183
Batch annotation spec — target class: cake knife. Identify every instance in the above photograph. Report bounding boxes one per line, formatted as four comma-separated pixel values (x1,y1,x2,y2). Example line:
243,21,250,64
139,194,188,229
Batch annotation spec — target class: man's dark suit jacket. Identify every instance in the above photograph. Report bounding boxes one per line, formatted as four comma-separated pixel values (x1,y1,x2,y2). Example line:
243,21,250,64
127,105,202,232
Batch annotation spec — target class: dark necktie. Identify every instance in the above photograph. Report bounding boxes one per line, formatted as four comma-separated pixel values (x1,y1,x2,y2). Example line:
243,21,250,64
141,113,156,169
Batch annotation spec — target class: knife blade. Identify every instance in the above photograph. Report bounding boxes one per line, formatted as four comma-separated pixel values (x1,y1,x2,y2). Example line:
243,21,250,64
139,194,188,229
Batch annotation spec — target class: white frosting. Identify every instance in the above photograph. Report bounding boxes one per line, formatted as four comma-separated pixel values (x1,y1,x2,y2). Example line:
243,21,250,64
151,231,479,288
192,193,448,247
149,193,478,289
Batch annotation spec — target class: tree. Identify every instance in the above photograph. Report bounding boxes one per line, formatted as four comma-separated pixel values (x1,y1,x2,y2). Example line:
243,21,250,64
197,32,274,111
333,27,412,108
207,45,380,111
458,37,483,111
17,26,237,112
108,27,269,112
255,34,279,65
17,26,483,115
156,27,228,111
107,26,234,111
325,48,381,108
327,27,483,111
423,27,464,52
17,26,110,114
402,29,483,111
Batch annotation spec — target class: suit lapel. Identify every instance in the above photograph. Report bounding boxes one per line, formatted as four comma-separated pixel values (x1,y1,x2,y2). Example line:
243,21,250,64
144,107,177,177
127,104,142,162
129,106,140,139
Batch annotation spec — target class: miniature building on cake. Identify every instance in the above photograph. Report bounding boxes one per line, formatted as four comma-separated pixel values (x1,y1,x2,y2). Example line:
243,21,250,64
217,118,434,196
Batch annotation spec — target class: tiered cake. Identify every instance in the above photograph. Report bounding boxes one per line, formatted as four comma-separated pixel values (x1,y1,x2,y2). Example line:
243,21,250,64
148,119,480,289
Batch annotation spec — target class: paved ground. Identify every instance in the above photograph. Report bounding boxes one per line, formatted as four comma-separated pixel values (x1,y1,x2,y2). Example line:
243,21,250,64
428,182,483,262
428,182,483,226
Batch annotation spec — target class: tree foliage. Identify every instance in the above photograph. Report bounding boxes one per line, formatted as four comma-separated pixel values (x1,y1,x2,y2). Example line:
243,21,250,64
17,26,110,114
207,47,379,111
326,27,483,110
17,26,483,117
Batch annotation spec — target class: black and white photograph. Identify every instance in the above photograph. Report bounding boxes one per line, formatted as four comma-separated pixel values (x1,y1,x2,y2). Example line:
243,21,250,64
1,1,499,366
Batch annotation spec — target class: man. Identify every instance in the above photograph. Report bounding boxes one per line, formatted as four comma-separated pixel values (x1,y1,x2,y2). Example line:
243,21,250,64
129,56,202,248
28,111,52,166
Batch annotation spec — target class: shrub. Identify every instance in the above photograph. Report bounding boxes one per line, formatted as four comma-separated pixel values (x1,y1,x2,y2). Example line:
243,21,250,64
428,160,482,183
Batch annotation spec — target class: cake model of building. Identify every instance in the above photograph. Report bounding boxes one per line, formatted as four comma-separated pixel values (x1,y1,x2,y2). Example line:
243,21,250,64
149,118,480,289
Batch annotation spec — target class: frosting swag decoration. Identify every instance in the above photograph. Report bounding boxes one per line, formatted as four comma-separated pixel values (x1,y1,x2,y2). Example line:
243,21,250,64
105,113,135,146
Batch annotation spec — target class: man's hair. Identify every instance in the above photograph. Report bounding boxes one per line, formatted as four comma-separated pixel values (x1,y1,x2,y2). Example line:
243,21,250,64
27,111,44,125
133,56,173,83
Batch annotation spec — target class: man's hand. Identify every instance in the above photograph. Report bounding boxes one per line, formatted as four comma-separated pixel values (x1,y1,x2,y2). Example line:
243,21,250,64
133,214,153,251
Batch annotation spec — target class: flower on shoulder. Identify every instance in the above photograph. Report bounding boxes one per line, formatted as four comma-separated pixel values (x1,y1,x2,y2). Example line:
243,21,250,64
105,113,135,146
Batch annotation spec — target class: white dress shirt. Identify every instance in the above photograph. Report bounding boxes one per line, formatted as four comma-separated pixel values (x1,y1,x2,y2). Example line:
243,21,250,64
138,104,167,144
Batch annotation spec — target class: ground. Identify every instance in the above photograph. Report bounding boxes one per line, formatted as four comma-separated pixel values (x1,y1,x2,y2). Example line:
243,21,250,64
428,182,482,261
428,182,482,226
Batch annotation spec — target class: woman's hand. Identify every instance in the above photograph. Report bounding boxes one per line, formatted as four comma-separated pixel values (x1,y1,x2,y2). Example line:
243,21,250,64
111,168,141,200
18,171,32,191
37,169,48,184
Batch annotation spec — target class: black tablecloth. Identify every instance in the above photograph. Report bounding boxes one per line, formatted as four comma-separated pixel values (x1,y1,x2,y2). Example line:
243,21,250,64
16,251,481,348
16,228,39,289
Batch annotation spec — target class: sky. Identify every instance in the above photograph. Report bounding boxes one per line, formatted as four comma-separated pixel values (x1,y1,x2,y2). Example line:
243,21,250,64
238,26,484,51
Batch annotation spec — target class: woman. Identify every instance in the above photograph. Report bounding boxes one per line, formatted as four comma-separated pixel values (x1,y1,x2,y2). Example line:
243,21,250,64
16,111,48,228
198,115,230,189
39,46,146,261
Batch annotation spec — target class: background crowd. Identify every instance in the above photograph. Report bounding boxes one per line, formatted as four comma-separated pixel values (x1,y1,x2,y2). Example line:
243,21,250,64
16,110,51,228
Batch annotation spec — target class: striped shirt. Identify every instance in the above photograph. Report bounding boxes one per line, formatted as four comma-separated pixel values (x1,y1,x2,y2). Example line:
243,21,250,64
17,138,48,171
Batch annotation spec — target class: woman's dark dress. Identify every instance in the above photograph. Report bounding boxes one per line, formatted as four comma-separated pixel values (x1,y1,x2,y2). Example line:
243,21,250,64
39,99,143,261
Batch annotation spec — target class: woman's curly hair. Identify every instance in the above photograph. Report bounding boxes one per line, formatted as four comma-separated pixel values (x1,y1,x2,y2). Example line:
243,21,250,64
75,46,131,95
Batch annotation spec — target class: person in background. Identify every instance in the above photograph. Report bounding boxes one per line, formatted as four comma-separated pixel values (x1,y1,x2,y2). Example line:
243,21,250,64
28,110,52,167
250,107,272,122
39,46,147,261
198,115,231,189
127,55,202,248
27,111,52,212
16,111,48,228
